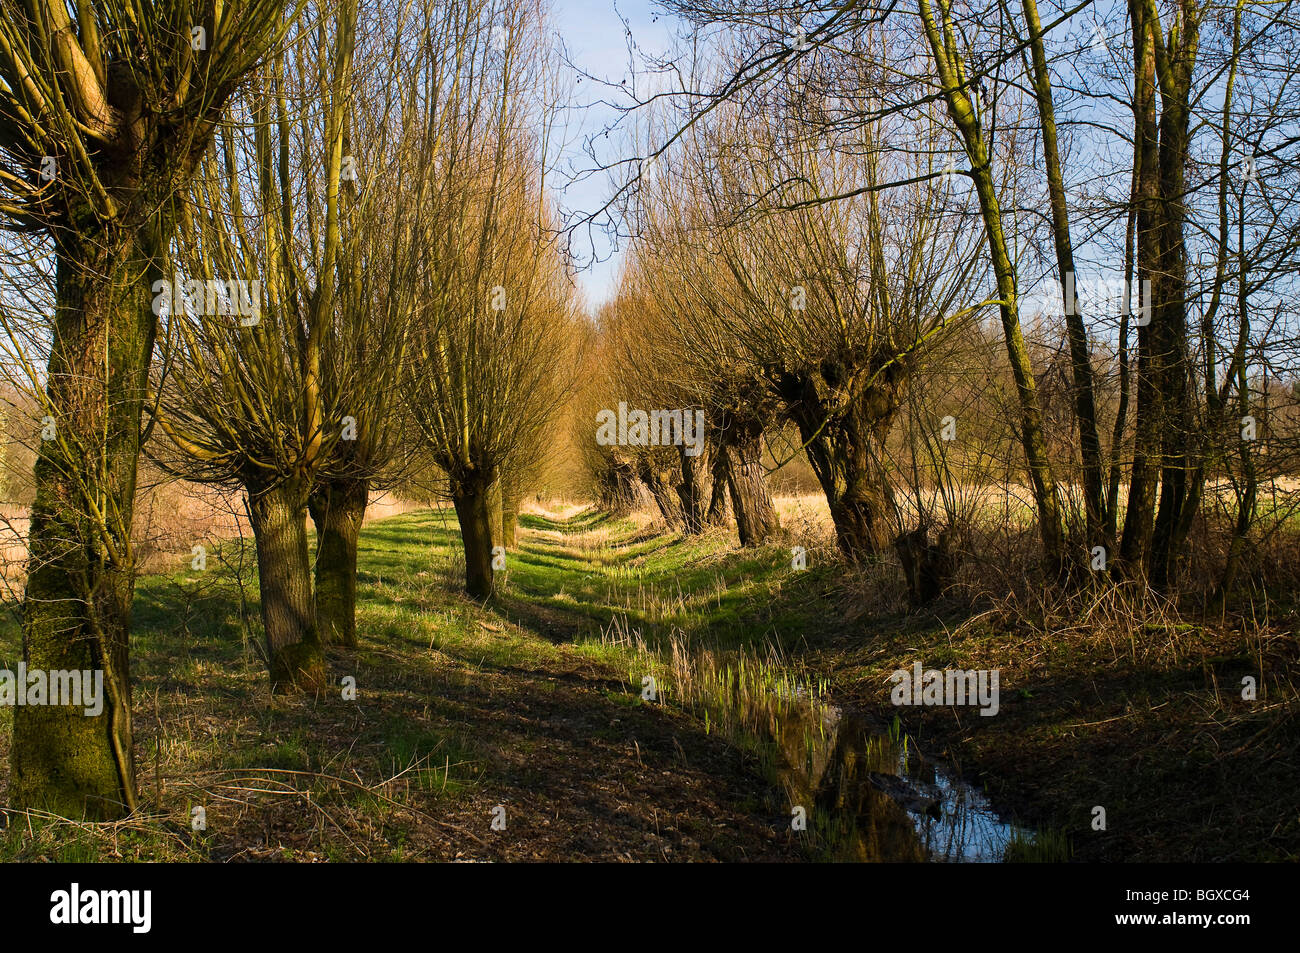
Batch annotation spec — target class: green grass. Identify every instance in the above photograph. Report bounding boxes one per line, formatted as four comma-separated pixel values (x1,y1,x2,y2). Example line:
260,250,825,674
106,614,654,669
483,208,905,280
0,505,813,862
1001,826,1073,863
0,501,1295,862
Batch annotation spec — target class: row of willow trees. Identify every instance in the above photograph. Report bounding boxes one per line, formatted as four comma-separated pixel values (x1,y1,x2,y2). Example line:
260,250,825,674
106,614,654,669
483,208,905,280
579,0,1300,605
0,0,574,819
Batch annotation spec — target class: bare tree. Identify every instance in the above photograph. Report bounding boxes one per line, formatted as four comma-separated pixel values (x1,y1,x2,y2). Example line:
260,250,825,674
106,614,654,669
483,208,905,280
0,0,306,817
151,0,359,690
403,0,575,597
666,87,983,557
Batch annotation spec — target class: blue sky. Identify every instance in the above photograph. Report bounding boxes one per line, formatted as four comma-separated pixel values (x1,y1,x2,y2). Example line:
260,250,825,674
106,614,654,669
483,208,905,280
548,0,675,309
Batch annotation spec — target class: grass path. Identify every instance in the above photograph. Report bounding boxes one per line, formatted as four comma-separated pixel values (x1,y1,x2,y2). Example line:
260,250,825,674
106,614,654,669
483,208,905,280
2,502,1295,861
0,506,805,861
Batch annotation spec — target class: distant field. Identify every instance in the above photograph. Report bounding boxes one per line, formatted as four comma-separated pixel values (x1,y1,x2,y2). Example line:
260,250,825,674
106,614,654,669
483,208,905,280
0,485,424,591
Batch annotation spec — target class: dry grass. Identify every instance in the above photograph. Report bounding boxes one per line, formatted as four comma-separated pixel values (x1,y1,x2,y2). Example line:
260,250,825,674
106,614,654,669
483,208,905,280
0,482,427,594
820,547,1300,860
582,488,1300,859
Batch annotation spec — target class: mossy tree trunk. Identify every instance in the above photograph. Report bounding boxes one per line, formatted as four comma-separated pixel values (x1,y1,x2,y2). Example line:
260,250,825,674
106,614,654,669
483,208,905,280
2,0,303,821
1119,0,1201,589
308,477,369,649
918,0,1066,573
12,227,160,820
1023,0,1108,551
248,477,326,692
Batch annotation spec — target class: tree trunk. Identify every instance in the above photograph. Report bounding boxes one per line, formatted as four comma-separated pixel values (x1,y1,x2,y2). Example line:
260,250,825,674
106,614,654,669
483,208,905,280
499,470,521,548
453,476,496,598
918,0,1066,573
248,478,326,692
827,475,895,557
1024,0,1107,550
11,229,158,819
1148,47,1199,589
780,376,895,558
1119,0,1168,575
502,494,521,548
1107,141,1141,544
719,414,780,546
675,444,709,534
598,457,639,515
308,477,369,649
1120,2,1200,589
638,456,686,528
705,449,731,526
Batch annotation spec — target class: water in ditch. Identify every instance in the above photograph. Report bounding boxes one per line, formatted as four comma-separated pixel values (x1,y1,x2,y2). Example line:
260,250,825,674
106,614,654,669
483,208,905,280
771,695,1033,862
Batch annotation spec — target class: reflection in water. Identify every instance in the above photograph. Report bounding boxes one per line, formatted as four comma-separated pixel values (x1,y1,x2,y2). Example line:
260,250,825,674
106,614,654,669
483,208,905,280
773,699,1030,862
618,627,1032,861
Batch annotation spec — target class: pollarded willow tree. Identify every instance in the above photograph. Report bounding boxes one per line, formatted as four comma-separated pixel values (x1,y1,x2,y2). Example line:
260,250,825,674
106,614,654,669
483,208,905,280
403,0,575,598
150,0,382,690
0,0,306,817
299,0,425,650
626,151,785,545
646,0,1300,597
605,241,774,538
307,167,418,649
573,314,644,515
648,86,985,559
